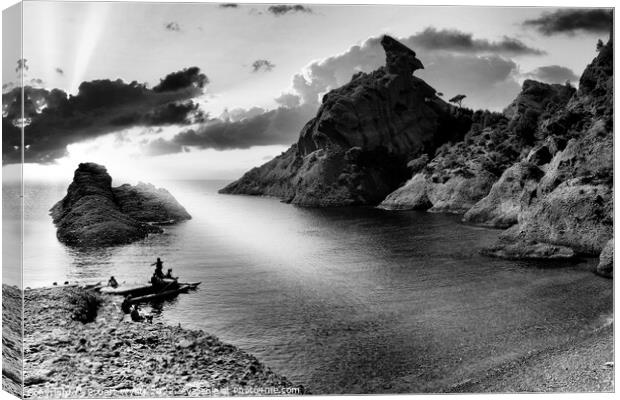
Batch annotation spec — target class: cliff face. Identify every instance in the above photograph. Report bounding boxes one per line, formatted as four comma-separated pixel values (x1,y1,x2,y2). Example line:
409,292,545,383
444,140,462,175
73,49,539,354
50,163,191,247
479,37,613,263
220,36,472,206
382,36,613,270
380,81,575,213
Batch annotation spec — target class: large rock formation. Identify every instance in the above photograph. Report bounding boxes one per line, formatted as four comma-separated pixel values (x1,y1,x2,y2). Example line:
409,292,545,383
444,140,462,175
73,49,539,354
380,81,574,213
50,163,191,247
221,35,472,206
381,35,613,272
479,36,613,261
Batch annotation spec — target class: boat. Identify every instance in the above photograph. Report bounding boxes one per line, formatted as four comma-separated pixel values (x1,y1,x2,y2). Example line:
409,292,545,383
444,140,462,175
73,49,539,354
127,284,192,304
99,281,201,297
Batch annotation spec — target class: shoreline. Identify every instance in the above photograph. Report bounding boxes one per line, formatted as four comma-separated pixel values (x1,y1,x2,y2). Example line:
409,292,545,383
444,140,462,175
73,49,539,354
447,321,614,393
20,285,305,398
8,281,614,396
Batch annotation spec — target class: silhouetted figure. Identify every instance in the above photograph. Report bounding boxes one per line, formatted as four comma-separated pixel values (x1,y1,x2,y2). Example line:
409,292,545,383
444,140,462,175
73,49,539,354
108,276,118,288
164,268,177,280
121,295,132,314
130,304,143,322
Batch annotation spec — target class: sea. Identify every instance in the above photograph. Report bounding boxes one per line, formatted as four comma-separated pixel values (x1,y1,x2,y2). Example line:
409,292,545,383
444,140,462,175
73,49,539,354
2,179,613,393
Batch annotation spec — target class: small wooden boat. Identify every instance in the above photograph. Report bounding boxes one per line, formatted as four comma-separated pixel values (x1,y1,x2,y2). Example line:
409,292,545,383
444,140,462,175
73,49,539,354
100,281,201,297
127,284,191,304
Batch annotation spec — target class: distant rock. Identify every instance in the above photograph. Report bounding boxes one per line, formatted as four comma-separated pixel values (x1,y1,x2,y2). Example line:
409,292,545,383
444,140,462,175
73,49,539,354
50,163,190,247
221,35,472,206
596,238,613,278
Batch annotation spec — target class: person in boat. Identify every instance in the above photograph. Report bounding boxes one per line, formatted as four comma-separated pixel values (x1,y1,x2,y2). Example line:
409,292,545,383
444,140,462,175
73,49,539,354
121,295,132,314
108,276,118,288
164,268,178,280
152,258,165,277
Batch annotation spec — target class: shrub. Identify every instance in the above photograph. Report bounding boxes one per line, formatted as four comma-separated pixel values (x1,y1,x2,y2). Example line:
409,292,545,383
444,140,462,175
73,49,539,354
68,289,102,323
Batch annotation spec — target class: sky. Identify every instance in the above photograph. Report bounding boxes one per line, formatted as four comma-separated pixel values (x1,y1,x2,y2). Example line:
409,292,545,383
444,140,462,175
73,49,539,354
1,1,614,183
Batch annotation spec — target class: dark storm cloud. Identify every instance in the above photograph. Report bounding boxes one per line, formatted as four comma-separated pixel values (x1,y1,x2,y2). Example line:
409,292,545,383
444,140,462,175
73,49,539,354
149,103,316,152
523,9,613,35
524,65,579,84
251,59,276,72
279,30,533,110
267,5,313,16
55,67,64,75
153,67,208,92
409,28,545,55
2,67,209,164
164,21,181,32
219,3,239,8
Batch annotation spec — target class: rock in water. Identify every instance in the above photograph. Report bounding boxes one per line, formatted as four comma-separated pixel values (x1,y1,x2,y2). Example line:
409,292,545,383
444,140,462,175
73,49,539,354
50,163,190,247
220,35,472,206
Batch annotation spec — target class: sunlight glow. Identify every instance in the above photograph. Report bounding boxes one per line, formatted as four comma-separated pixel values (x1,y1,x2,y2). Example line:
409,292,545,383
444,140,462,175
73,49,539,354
69,3,109,94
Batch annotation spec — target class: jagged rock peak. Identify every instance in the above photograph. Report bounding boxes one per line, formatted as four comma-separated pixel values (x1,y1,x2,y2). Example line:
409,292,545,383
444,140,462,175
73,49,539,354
380,35,424,75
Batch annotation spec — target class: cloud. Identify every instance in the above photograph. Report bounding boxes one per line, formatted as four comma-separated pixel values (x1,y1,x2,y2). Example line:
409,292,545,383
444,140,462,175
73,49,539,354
142,137,185,156
267,5,313,16
164,21,181,32
55,67,64,75
523,9,613,35
2,67,209,164
219,3,239,8
274,92,301,107
151,103,316,152
153,67,208,92
524,65,579,84
409,27,545,55
278,29,535,110
251,59,276,72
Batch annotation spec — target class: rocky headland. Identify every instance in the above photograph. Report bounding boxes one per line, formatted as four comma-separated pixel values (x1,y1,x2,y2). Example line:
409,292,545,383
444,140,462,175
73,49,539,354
220,36,472,206
22,285,303,398
50,163,191,247
223,34,613,276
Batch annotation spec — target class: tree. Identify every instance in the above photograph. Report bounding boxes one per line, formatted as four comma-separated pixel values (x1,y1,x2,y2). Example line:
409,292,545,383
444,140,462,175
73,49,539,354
596,39,604,52
449,94,466,108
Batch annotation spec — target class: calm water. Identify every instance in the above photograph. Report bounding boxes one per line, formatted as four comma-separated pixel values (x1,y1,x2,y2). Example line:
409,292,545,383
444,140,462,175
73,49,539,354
5,179,613,393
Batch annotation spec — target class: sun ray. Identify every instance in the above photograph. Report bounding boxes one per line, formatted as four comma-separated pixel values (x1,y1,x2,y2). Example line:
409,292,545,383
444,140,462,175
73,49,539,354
69,3,109,94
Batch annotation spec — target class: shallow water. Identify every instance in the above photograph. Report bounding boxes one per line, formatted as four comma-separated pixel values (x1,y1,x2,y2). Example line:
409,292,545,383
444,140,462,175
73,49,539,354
7,179,613,393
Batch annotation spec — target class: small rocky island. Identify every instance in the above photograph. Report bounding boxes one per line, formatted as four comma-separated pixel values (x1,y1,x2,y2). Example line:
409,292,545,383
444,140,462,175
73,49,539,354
222,34,613,277
51,163,191,247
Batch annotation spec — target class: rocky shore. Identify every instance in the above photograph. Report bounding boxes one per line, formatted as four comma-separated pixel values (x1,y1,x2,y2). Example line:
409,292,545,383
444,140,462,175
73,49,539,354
22,285,303,398
448,322,613,393
50,163,191,247
2,285,23,398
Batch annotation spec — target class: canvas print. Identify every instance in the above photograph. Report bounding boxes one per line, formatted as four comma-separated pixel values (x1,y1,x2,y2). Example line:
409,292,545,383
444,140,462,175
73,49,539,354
1,1,615,398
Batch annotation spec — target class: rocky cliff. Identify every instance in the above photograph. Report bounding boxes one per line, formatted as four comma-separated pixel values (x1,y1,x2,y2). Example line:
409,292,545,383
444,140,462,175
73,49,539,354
220,36,472,206
382,35,613,272
479,36,613,266
50,163,191,247
380,80,575,213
